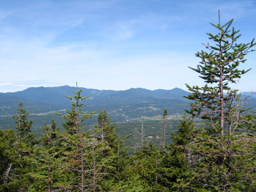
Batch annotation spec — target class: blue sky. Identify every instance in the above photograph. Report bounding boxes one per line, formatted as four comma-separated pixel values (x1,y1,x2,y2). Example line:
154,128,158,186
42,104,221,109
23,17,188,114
0,0,256,92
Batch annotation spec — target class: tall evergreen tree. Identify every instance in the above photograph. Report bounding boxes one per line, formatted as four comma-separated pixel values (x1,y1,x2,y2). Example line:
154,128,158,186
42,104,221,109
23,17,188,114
56,84,95,191
0,128,16,192
13,103,35,144
3,103,37,191
93,110,132,191
28,120,63,192
124,143,168,191
183,11,256,191
160,114,194,191
94,110,118,145
185,11,256,136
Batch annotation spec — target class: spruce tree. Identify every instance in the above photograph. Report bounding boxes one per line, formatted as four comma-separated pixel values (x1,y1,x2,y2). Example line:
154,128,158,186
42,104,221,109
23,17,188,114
13,103,35,144
28,120,62,192
124,143,167,191
93,110,132,191
0,128,16,191
94,110,118,145
3,103,37,191
183,11,256,191
185,11,256,136
56,84,95,191
160,114,194,191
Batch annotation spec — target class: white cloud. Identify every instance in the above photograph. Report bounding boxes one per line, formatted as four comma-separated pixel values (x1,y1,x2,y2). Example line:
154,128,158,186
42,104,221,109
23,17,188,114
0,82,13,86
0,0,255,92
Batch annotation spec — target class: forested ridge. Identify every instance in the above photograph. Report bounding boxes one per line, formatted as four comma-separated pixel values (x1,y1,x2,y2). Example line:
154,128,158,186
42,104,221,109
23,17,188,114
0,86,190,117
1,15,256,192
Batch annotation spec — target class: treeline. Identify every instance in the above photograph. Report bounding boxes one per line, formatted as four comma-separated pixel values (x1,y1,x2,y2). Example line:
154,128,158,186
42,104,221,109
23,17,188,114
1,89,255,191
0,89,186,191
0,113,180,148
1,14,256,191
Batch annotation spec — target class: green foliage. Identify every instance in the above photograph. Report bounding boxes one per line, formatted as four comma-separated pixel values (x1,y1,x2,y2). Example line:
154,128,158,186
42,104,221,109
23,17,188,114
56,88,95,135
183,133,256,191
13,103,34,143
0,128,16,191
27,120,64,191
158,114,194,190
172,114,195,146
55,86,97,191
0,103,38,191
182,13,256,191
52,86,128,191
163,109,168,117
124,143,168,191
94,110,117,145
185,15,256,135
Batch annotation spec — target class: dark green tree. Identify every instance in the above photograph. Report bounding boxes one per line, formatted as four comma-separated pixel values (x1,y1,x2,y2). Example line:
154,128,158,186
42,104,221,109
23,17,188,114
183,11,256,191
41,119,59,148
94,110,118,145
13,103,35,144
56,85,95,191
159,114,194,191
93,110,132,191
0,128,16,192
28,120,63,192
2,103,37,191
185,11,256,136
123,143,168,191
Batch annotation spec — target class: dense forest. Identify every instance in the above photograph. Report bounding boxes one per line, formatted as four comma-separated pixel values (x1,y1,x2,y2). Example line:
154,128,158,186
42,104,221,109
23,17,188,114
1,16,256,191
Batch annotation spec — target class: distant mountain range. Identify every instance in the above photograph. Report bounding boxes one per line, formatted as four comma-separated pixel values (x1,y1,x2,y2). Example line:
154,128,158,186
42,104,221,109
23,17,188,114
0,86,256,122
0,86,189,118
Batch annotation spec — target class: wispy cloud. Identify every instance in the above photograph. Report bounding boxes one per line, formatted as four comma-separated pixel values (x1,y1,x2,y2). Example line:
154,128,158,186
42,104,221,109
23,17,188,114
0,80,61,92
0,0,255,92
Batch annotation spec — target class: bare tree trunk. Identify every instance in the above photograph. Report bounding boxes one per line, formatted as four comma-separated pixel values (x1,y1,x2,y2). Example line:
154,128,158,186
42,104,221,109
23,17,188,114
80,137,84,192
163,115,166,149
18,116,21,142
3,164,12,184
155,157,158,183
141,121,144,148
220,66,225,135
101,130,105,143
134,128,138,153
219,10,225,135
117,141,120,174
47,164,51,192
162,109,168,149
93,147,96,192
